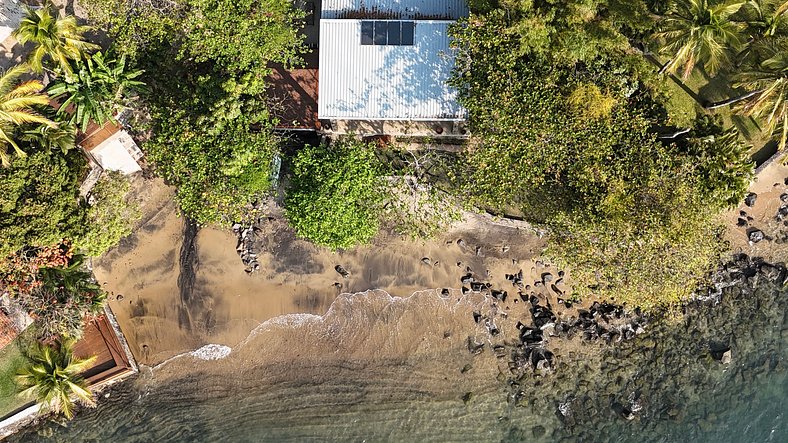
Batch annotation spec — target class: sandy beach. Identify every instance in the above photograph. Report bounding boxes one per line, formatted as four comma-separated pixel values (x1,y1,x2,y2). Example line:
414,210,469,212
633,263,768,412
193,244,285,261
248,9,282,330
94,176,549,365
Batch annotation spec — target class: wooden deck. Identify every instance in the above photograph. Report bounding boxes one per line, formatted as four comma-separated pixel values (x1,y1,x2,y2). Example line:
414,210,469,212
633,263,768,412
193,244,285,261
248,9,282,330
73,315,134,386
267,65,320,130
77,121,123,152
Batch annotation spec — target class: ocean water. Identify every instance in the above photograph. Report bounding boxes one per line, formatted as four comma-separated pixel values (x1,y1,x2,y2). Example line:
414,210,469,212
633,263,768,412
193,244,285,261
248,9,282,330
10,276,788,442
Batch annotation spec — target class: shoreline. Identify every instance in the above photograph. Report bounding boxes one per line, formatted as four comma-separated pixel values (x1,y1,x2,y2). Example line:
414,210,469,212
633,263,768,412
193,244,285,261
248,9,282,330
2,158,786,440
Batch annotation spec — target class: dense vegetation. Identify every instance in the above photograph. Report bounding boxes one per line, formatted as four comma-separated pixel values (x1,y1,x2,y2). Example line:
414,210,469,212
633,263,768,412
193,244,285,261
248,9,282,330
0,3,144,417
83,0,305,225
449,0,763,308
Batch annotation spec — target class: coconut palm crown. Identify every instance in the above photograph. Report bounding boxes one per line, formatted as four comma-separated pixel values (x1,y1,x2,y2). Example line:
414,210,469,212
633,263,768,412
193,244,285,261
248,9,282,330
16,340,96,419
734,45,788,150
0,65,57,167
656,0,747,79
12,4,99,75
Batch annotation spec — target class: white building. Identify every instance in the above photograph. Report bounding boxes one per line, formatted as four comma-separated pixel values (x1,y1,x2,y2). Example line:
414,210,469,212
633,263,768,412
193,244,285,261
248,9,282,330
317,0,469,138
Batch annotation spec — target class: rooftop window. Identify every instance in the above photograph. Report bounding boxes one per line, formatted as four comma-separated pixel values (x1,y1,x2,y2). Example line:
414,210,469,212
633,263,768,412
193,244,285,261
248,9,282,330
361,21,415,46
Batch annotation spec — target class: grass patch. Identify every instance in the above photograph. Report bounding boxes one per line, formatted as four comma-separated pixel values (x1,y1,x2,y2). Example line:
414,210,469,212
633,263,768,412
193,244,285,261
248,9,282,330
661,77,699,128
650,58,771,156
0,338,30,419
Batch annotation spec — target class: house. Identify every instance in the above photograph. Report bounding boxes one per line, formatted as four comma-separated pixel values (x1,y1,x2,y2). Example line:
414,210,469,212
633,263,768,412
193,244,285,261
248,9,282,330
77,120,143,175
270,0,469,141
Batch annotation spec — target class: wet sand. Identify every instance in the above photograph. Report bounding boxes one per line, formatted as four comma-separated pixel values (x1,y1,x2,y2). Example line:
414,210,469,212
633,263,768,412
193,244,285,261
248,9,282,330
94,176,547,365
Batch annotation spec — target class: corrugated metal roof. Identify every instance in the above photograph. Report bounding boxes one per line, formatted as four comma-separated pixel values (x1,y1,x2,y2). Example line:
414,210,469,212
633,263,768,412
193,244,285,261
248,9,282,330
321,0,469,20
318,19,466,121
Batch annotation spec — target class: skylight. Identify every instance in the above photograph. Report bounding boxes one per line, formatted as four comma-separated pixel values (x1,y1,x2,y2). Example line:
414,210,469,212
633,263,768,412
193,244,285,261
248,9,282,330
361,21,415,46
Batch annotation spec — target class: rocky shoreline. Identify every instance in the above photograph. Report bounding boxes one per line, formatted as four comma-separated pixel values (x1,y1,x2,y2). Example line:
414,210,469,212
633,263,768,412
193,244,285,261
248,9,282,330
458,252,786,441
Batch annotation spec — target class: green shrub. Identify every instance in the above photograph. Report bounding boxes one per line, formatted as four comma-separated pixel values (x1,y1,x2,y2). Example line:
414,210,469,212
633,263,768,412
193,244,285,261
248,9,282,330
284,140,384,250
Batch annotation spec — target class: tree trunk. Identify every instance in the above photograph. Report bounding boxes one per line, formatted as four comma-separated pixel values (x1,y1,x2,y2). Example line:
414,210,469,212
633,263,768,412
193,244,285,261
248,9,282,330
704,89,763,110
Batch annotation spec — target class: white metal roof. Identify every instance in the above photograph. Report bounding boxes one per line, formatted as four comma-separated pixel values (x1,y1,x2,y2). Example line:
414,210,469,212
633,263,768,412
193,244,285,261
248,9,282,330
89,130,143,175
321,0,469,20
318,19,465,121
0,0,25,43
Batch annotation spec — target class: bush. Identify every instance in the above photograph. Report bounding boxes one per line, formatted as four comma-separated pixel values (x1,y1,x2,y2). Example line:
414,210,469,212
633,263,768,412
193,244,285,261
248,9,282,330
0,151,87,258
284,140,384,250
16,255,106,340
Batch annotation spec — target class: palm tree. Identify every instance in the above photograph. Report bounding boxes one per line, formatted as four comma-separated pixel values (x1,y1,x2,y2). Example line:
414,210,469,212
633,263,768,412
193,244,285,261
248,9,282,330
734,46,788,150
48,52,144,132
743,0,788,38
0,65,57,167
22,121,77,154
16,340,96,419
655,0,747,79
12,3,99,76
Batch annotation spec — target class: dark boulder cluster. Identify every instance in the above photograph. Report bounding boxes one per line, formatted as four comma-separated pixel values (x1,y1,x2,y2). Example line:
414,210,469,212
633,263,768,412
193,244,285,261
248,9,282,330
495,254,787,442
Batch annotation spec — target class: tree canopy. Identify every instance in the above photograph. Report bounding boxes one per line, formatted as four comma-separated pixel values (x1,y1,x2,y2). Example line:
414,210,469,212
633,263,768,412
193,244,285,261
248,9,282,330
0,150,87,257
449,3,753,308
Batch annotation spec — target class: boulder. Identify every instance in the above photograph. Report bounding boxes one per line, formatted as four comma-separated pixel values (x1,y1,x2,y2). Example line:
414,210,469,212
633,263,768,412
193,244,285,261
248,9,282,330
334,265,350,278
744,192,758,207
777,205,788,221
748,229,765,243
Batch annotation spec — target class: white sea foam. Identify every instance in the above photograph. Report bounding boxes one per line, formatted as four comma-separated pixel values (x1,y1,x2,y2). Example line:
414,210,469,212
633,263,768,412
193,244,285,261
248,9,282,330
190,344,232,360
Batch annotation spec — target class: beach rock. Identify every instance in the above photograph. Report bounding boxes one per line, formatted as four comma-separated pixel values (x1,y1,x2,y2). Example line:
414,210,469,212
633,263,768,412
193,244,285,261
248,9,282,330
462,392,473,405
486,321,500,336
542,272,554,283
780,193,788,203
520,327,544,344
456,239,466,248
721,350,732,365
470,281,490,292
473,311,482,323
759,263,785,283
777,205,788,221
744,192,757,207
737,217,748,226
461,273,474,284
748,229,764,244
116,294,124,301
334,265,350,278
467,337,484,355
492,290,508,301
421,257,432,266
